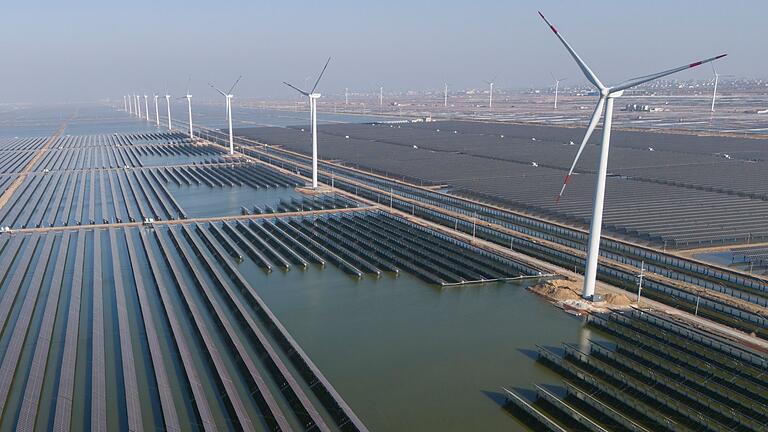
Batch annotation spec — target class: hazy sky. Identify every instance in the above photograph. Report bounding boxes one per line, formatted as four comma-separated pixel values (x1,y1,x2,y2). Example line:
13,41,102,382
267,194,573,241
1,0,765,103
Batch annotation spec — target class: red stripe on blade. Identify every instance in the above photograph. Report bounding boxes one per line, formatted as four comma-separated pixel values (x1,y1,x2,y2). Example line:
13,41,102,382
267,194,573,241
688,61,703,68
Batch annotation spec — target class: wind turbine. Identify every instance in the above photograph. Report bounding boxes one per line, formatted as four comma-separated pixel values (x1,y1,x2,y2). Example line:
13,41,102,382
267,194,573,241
444,82,449,108
210,76,242,155
165,93,172,130
379,86,384,108
283,57,331,189
135,94,142,118
483,78,496,108
154,94,160,126
123,96,127,112
539,11,726,300
345,87,349,105
127,95,133,115
551,74,566,109
143,95,149,122
710,67,733,113
184,77,194,140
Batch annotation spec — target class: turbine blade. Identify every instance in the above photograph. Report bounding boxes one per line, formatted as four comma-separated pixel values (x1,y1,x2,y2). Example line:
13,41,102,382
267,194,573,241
227,75,243,95
557,96,605,202
610,54,727,93
538,11,605,91
283,81,309,96
209,83,227,97
311,57,331,94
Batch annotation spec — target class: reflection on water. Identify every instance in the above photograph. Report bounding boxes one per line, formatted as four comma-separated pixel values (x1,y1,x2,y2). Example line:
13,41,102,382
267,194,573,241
167,184,303,219
241,261,587,431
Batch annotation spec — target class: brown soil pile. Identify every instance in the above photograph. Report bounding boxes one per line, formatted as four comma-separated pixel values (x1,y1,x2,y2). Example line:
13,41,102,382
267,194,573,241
530,280,581,301
603,292,632,306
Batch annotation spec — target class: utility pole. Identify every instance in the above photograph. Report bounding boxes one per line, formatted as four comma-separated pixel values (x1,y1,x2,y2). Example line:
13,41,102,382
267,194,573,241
636,261,645,305
694,291,701,316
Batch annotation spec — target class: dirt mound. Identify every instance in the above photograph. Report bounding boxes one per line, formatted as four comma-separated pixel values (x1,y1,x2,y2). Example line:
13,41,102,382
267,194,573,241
530,280,581,301
603,292,632,306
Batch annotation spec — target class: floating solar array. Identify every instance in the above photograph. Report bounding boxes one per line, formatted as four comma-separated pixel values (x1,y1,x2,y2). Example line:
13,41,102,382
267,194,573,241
235,120,768,248
0,225,368,431
505,309,767,432
159,161,302,189
0,126,556,429
0,167,190,227
249,194,360,215
733,246,768,273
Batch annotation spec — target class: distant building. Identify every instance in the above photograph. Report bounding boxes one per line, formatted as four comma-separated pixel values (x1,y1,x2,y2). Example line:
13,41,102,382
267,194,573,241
622,103,650,112
622,104,664,112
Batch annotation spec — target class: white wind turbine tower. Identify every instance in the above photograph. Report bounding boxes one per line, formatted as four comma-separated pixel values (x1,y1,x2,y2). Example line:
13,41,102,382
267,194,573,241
345,88,349,105
283,57,331,189
135,94,142,118
123,96,127,112
483,78,496,108
165,93,172,130
710,67,733,113
551,74,566,109
210,76,242,155
185,92,194,140
444,82,448,108
154,94,160,126
127,95,132,114
143,95,149,122
172,77,195,140
379,86,384,108
539,11,726,300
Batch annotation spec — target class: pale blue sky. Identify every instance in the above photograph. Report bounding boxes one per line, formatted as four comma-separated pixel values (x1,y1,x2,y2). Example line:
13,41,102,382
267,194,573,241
0,0,764,102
